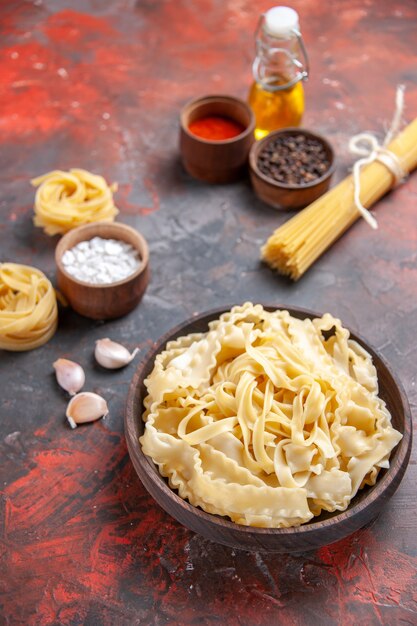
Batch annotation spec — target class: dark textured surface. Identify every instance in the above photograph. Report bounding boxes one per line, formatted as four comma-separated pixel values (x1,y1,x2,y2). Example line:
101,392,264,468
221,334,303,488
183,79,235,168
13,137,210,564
0,1,416,624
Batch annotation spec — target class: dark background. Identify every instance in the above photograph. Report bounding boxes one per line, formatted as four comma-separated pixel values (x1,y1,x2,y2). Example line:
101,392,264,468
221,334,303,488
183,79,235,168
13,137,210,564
1,1,416,624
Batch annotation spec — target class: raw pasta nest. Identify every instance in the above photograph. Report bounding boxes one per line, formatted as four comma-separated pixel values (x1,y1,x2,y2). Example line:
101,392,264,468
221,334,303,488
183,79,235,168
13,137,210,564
32,168,119,235
0,263,58,351
140,303,402,528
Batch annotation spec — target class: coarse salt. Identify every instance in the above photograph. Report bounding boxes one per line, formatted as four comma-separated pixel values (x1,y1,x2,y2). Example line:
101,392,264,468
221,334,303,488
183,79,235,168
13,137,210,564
62,236,141,284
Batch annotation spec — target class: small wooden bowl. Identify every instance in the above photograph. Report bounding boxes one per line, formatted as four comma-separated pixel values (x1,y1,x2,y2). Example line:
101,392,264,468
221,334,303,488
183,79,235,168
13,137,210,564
249,128,335,210
180,94,255,183
55,222,149,320
125,306,412,553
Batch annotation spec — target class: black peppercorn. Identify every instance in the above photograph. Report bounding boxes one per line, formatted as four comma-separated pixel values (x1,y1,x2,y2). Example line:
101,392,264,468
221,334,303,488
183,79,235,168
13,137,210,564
257,134,330,185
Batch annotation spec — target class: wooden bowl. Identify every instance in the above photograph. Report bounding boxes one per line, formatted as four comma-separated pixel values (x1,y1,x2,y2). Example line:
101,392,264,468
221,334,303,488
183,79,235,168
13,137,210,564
55,222,149,320
249,128,335,210
180,94,255,183
125,306,412,553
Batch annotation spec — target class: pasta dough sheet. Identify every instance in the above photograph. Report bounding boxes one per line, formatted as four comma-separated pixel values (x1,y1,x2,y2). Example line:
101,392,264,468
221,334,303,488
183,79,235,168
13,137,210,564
32,168,118,235
0,263,58,351
140,303,402,528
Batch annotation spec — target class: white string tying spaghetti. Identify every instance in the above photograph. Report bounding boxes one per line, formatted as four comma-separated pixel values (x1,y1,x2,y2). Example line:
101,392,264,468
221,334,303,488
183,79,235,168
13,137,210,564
349,84,407,229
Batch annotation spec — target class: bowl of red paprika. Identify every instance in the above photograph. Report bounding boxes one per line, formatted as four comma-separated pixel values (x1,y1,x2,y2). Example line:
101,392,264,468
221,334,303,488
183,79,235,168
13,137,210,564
180,94,255,184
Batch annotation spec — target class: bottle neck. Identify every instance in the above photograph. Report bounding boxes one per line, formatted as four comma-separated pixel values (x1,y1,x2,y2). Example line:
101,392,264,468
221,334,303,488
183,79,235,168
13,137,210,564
253,27,309,92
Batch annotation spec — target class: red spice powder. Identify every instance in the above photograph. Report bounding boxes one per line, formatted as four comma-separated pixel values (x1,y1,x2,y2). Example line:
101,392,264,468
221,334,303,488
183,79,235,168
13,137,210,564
188,115,245,140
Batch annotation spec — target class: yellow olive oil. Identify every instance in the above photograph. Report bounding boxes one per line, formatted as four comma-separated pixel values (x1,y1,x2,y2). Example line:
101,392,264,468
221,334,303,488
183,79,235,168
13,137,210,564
248,79,305,140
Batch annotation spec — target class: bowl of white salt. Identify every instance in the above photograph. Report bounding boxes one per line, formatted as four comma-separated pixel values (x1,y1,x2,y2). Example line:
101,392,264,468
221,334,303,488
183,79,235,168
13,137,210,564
55,222,149,319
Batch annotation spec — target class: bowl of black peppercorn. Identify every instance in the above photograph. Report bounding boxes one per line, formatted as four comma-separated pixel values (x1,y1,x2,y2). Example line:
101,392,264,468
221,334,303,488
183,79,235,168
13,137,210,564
249,128,335,210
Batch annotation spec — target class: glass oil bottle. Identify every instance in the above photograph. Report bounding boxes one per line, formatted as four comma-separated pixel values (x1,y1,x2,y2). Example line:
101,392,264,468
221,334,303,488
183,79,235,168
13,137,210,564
248,6,309,140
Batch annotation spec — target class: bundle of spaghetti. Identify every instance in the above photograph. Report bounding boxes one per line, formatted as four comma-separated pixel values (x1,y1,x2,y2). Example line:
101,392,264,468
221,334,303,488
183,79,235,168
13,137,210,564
32,168,119,235
261,117,417,280
0,263,58,351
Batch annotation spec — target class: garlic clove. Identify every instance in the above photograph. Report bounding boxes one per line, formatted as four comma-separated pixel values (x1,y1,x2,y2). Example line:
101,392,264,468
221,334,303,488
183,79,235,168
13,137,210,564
66,392,109,429
95,338,139,369
53,358,85,396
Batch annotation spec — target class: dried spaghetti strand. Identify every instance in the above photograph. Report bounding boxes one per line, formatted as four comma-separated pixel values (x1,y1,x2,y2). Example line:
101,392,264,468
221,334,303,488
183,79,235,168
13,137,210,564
262,116,417,280
32,168,118,236
0,263,58,351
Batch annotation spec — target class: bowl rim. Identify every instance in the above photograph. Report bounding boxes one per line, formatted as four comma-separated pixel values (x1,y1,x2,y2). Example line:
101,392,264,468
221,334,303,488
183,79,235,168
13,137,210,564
55,221,149,289
249,128,336,190
180,94,256,146
125,304,412,538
